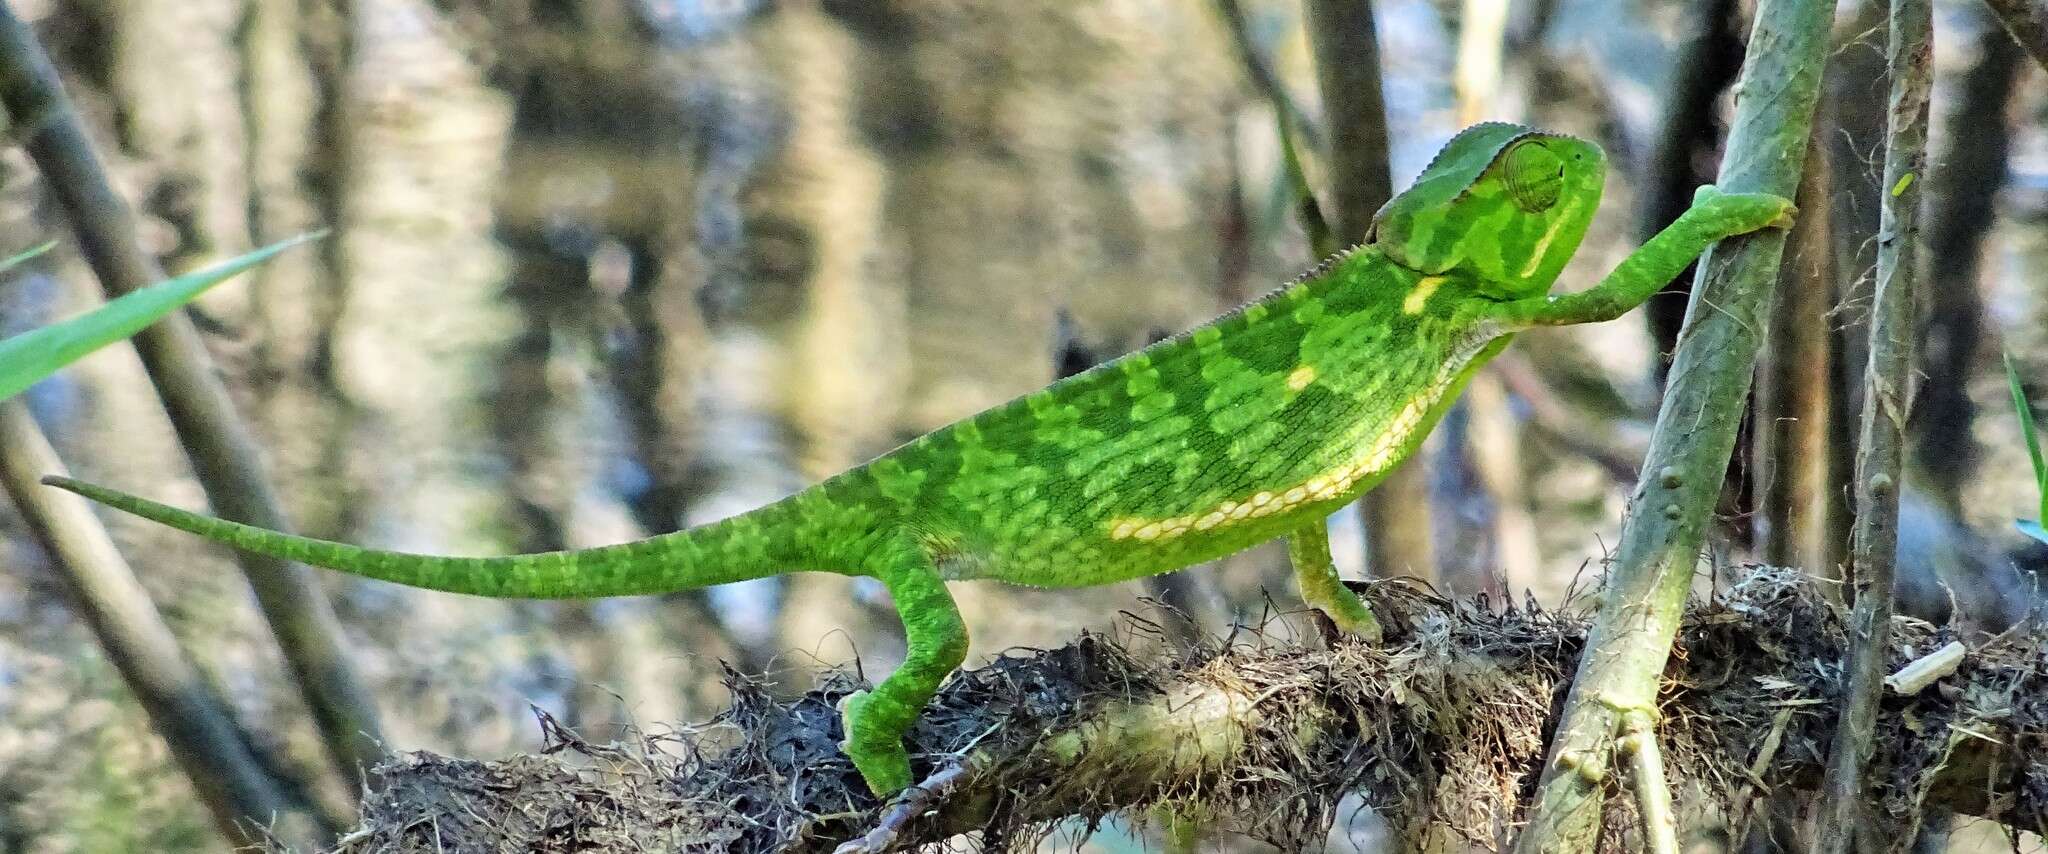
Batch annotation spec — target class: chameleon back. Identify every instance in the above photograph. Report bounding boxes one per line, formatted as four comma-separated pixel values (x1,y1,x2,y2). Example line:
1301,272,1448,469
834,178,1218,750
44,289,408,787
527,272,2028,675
817,124,1606,586
821,245,1508,586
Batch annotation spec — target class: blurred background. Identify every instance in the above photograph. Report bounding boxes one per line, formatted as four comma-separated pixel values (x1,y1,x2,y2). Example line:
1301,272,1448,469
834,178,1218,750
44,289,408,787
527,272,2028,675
0,0,2043,849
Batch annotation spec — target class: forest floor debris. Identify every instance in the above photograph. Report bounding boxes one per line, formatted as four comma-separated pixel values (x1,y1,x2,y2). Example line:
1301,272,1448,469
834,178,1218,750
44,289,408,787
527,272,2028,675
322,568,2047,852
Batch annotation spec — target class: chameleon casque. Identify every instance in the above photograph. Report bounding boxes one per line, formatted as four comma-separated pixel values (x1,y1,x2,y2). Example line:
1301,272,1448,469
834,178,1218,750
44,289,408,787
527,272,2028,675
44,123,1793,796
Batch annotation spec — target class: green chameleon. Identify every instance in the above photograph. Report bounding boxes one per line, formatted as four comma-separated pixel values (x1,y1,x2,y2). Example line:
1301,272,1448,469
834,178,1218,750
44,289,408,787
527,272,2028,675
44,123,1793,796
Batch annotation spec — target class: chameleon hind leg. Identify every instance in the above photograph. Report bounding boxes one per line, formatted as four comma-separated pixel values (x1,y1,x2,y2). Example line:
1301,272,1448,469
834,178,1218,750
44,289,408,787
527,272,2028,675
838,534,968,796
1288,519,1382,641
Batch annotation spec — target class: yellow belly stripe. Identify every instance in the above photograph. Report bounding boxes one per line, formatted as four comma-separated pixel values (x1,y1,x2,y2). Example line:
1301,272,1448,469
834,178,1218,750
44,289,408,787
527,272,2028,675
1107,391,1436,543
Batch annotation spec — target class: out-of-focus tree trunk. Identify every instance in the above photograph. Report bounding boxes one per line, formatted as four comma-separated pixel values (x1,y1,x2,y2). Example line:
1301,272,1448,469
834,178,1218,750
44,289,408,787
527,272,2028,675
1753,133,1834,571
1303,0,1434,582
1638,0,1743,385
1821,2,1889,585
841,0,1242,656
1914,9,2022,514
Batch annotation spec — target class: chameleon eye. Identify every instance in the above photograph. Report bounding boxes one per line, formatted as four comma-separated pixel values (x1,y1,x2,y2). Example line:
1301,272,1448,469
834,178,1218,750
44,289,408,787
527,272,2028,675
1501,140,1564,213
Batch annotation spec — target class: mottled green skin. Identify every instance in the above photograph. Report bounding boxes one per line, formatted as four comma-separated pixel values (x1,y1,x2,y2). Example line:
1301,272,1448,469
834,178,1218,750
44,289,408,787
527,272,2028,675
825,255,1496,584
44,123,1796,797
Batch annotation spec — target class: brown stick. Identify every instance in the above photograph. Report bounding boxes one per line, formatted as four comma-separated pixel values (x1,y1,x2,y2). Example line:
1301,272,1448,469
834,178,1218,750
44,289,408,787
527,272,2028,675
0,0,386,782
1813,0,1931,842
0,403,309,848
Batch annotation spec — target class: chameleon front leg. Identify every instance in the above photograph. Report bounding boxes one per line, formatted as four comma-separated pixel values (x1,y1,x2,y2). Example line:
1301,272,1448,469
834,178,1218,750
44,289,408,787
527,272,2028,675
838,535,969,796
1489,186,1796,328
1288,519,1382,642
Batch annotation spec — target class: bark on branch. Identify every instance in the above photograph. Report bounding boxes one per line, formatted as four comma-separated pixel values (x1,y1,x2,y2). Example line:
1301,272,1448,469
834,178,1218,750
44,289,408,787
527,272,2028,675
1815,0,1931,843
331,572,2048,853
1512,0,1834,846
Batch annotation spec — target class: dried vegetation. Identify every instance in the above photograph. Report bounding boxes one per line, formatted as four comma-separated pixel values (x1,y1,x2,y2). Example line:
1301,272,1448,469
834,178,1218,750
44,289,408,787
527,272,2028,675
328,569,2048,852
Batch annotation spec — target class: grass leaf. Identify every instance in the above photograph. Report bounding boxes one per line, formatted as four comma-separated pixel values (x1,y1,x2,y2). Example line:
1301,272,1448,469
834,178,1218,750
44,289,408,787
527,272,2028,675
0,232,322,401
2006,349,2048,535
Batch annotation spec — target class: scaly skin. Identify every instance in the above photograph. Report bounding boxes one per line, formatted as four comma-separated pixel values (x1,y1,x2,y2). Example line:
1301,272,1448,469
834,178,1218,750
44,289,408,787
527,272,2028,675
42,123,1794,796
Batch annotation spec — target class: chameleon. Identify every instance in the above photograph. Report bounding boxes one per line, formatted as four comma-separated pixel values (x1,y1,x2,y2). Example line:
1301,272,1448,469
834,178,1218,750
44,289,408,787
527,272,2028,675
43,123,1793,797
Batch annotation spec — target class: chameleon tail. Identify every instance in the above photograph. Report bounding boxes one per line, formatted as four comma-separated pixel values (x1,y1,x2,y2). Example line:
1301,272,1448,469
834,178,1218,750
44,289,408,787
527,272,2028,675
41,476,807,599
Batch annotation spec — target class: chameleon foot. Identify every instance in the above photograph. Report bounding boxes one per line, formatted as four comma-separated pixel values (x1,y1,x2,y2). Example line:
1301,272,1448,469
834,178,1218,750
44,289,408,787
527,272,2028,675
838,689,914,796
1313,594,1384,640
1692,185,1798,231
1289,521,1384,642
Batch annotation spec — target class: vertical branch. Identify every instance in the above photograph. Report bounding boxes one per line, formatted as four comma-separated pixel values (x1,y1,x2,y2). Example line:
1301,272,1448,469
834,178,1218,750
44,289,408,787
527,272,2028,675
1813,0,1931,841
0,0,387,779
1302,0,1434,581
1301,0,1393,241
1512,0,1834,845
0,403,310,849
1820,2,1889,583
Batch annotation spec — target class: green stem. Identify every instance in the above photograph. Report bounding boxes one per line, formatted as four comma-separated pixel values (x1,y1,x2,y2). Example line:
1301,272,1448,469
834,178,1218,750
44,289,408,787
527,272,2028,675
1510,0,1835,846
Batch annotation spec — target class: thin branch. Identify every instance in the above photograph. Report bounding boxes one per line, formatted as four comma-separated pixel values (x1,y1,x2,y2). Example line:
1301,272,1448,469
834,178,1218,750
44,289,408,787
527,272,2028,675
1814,0,1932,841
334,574,2048,852
1980,0,2048,73
0,0,387,781
1618,711,1679,854
1210,0,1324,151
0,402,311,848
1300,0,1392,241
1511,0,1836,847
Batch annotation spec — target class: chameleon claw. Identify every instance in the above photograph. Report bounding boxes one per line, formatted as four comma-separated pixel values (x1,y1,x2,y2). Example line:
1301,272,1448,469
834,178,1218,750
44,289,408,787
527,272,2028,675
1692,185,1797,232
838,689,915,796
1319,598,1385,642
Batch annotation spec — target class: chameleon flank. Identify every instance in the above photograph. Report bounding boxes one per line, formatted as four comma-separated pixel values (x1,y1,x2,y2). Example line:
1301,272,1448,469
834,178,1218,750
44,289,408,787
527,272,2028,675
43,122,1794,797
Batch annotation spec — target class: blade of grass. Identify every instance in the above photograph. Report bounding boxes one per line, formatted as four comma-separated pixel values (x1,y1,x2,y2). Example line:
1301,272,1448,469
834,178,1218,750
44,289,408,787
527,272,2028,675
0,232,320,401
2004,349,2047,538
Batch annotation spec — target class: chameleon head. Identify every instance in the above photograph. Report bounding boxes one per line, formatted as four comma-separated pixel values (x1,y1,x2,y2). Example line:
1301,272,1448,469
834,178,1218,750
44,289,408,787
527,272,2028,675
1368,123,1607,299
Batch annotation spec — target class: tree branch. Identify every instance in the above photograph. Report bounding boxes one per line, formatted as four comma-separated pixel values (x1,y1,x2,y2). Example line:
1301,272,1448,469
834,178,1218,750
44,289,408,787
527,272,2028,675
1511,0,1835,846
0,402,311,848
0,0,386,782
330,573,2048,852
1815,0,1931,843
